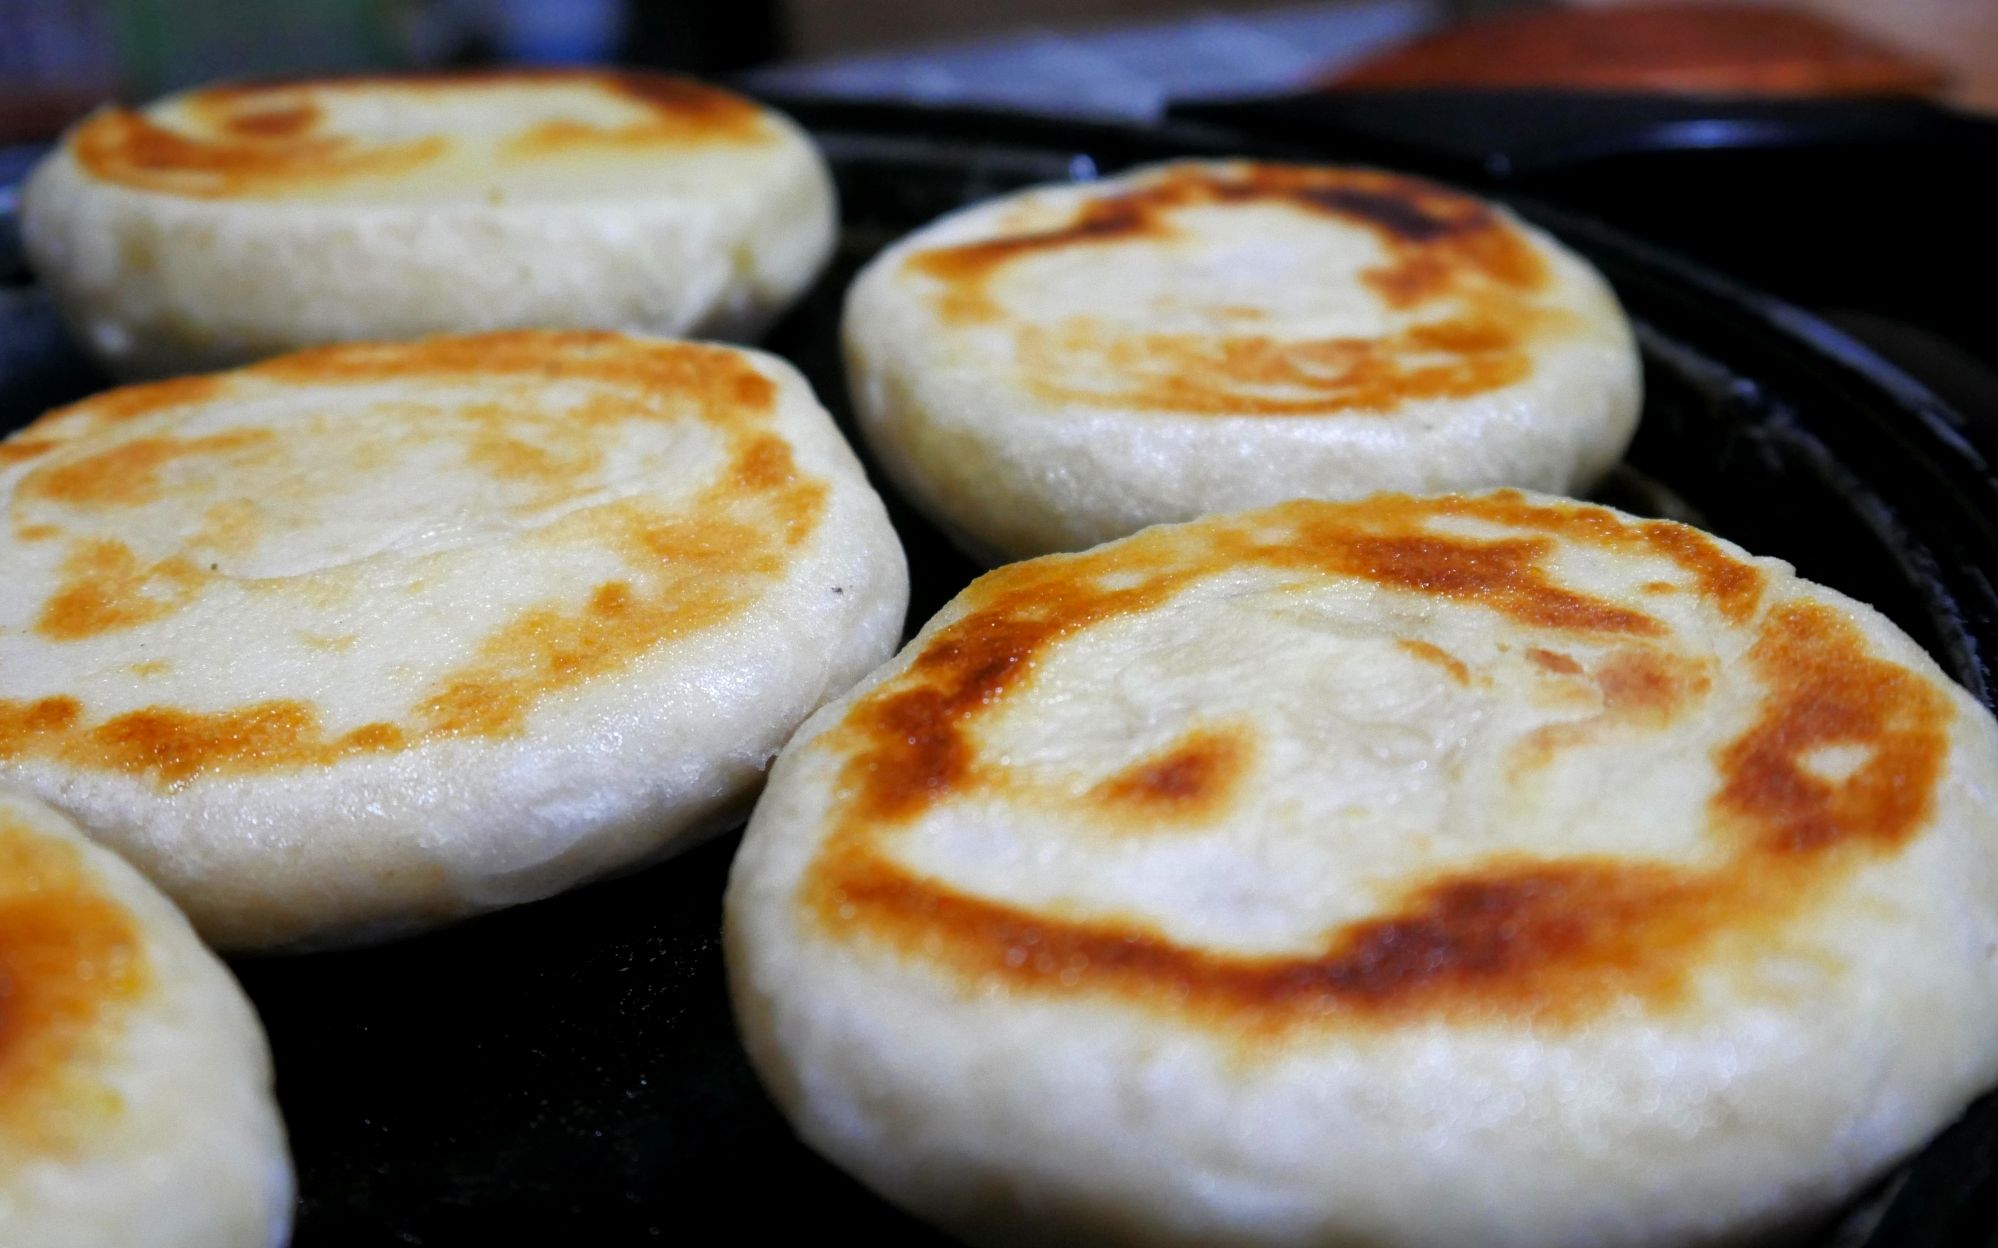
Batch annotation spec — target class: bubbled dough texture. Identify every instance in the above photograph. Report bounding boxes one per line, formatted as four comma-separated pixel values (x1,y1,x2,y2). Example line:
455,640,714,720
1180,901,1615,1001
844,161,1642,562
0,789,291,1248
0,337,907,949
20,76,835,378
727,494,1998,1248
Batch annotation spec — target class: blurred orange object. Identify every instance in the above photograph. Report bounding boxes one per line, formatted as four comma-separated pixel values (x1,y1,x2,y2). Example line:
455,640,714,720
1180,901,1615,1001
1328,2,1948,98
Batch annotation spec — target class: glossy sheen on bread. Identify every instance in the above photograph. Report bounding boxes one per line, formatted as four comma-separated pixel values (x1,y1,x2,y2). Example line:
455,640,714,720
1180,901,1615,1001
844,161,1641,561
0,331,906,949
21,71,835,377
0,788,291,1247
728,491,1998,1247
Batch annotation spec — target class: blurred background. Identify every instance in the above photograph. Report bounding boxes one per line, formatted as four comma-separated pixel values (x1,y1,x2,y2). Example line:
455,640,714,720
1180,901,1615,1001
3,0,1994,144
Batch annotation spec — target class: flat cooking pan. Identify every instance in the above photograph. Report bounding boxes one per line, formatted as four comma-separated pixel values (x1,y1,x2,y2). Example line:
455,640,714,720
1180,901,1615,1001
2,101,1996,1246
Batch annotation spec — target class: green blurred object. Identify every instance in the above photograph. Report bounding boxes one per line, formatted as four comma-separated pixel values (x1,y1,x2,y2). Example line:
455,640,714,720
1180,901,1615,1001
105,0,411,96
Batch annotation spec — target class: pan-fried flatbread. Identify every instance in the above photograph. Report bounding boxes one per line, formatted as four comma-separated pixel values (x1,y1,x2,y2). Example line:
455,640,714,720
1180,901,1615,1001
844,161,1641,561
728,491,1998,1247
21,70,835,377
0,331,906,949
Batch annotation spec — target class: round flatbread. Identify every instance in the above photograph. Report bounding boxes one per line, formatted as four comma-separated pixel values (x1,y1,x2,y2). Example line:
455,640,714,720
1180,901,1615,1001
21,70,835,378
844,160,1641,562
0,787,291,1247
727,491,1998,1247
0,331,907,950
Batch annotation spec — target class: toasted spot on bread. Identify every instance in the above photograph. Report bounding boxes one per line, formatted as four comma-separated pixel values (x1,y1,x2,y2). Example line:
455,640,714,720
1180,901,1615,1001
1527,647,1583,675
1092,726,1256,821
1719,602,1948,856
905,164,1557,417
21,430,276,508
0,811,149,1152
73,376,226,426
0,440,62,467
35,540,207,641
71,70,775,200
1400,638,1472,684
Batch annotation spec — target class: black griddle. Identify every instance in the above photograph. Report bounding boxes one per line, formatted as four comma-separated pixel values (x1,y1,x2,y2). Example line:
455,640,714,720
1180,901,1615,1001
3,102,1996,1247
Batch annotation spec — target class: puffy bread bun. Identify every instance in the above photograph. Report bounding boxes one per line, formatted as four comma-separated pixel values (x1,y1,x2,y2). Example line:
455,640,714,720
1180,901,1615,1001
20,70,835,378
727,491,1998,1248
843,160,1641,562
0,787,292,1248
0,331,907,950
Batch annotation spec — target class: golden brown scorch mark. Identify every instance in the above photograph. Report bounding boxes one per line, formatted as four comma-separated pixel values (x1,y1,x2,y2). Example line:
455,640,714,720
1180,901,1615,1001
20,429,274,508
0,332,826,786
1091,726,1255,823
796,491,1951,1036
1509,646,1714,777
10,427,278,643
72,375,224,426
71,106,447,199
1527,646,1583,675
0,807,149,1152
906,163,1562,416
1399,638,1471,684
0,439,61,467
70,69,769,198
502,73,766,155
34,540,207,641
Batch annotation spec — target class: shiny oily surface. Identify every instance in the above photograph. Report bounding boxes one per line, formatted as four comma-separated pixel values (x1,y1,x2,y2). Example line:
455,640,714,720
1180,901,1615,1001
3,107,1997,1245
